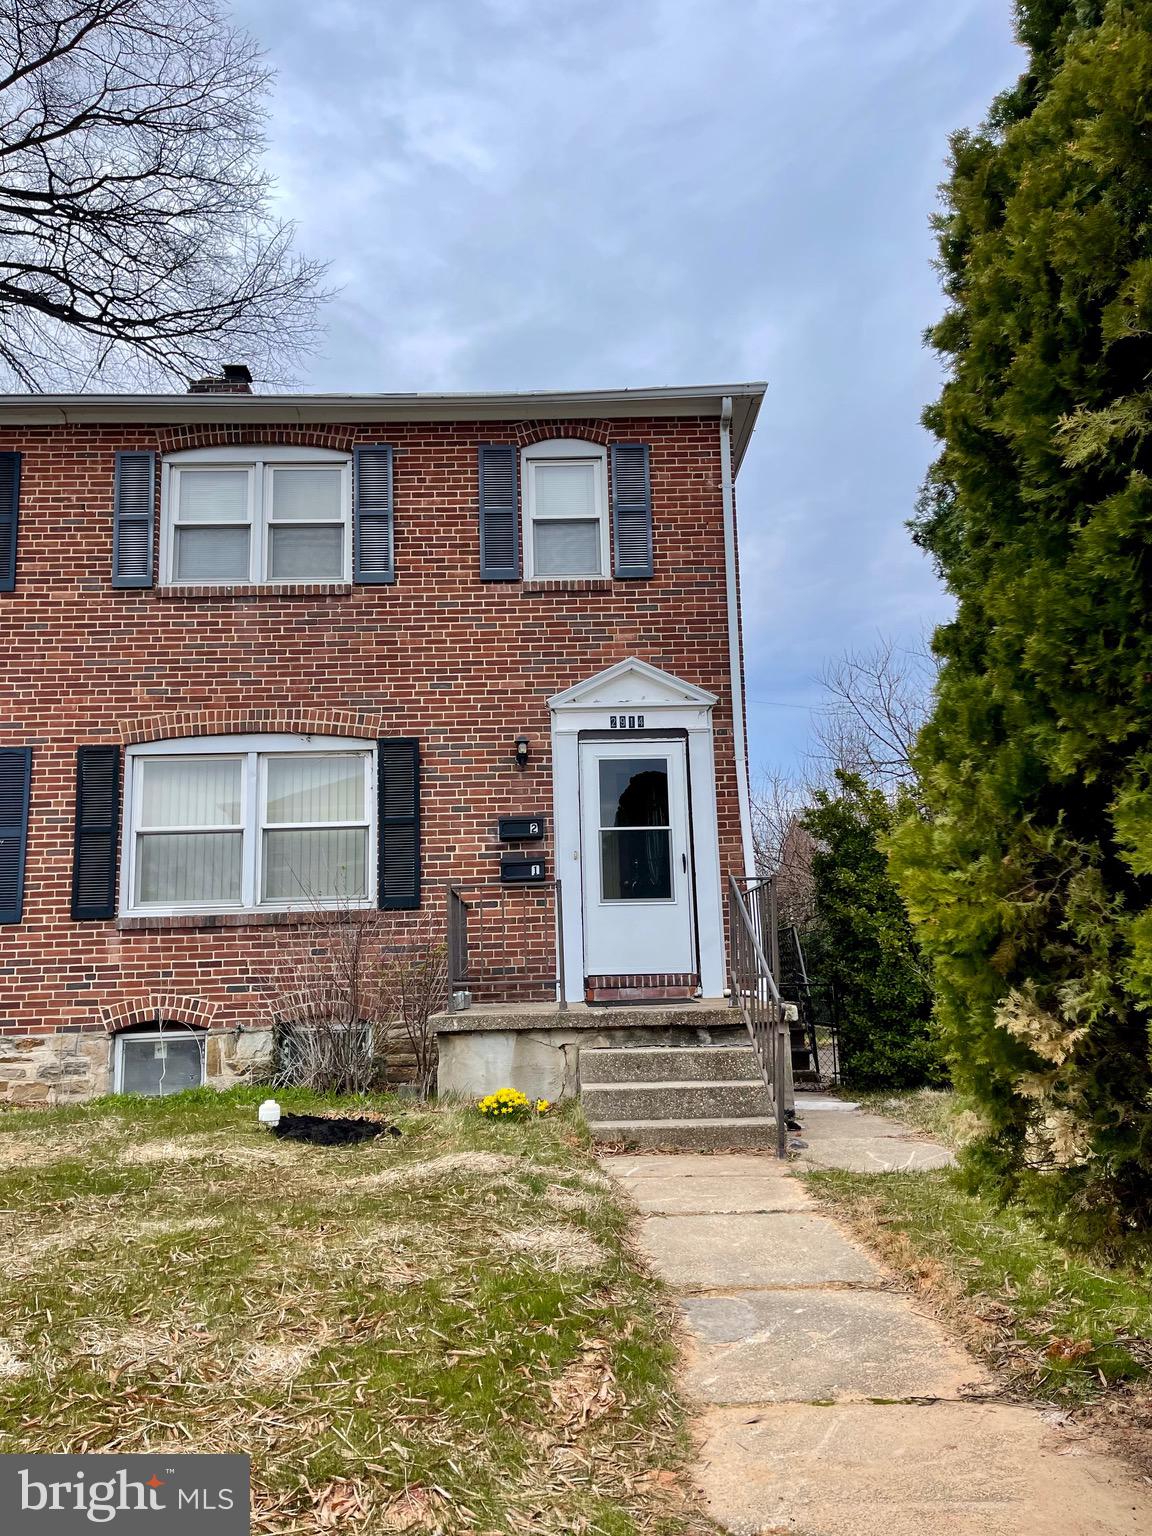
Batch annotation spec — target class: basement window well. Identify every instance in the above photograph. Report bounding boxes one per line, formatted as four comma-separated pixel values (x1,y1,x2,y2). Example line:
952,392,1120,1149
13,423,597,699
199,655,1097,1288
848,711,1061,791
113,1026,207,1096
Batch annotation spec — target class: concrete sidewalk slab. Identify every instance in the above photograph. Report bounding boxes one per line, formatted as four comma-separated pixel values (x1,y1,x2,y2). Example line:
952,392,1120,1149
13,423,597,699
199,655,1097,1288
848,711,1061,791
639,1211,879,1289
598,1107,1150,1534
800,1137,955,1172
680,1288,983,1403
624,1174,813,1214
695,1402,1152,1536
600,1152,786,1180
794,1111,931,1140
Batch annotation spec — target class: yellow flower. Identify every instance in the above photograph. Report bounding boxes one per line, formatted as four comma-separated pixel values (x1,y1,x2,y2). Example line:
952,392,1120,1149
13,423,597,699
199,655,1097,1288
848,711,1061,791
477,1085,530,1119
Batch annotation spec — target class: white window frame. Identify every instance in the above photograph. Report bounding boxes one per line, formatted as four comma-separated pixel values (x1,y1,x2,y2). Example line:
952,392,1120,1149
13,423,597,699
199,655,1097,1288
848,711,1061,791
521,439,610,580
120,734,377,917
160,446,353,587
112,1027,208,1095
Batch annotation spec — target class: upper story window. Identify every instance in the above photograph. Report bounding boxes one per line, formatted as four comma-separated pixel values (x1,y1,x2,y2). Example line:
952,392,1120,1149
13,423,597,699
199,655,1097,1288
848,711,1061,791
521,440,609,580
161,447,352,586
121,735,375,916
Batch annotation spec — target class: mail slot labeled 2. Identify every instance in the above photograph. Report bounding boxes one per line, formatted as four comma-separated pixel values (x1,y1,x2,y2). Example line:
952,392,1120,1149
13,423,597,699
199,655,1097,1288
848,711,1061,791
500,856,547,884
498,815,545,842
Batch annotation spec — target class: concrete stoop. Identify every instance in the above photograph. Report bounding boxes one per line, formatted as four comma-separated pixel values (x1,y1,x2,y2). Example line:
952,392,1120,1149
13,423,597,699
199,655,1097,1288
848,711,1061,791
581,1044,776,1150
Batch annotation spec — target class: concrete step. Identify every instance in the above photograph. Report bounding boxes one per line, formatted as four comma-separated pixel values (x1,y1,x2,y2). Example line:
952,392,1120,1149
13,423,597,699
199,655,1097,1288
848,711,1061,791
589,1116,778,1151
581,1045,760,1085
582,1079,771,1122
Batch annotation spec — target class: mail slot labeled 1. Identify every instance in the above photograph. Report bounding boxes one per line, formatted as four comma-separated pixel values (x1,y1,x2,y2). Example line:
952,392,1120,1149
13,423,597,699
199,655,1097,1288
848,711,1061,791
500,856,547,884
498,815,545,842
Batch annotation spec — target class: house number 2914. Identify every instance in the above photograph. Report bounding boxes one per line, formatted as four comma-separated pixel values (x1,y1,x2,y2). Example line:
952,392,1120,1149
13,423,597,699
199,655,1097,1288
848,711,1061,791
609,714,645,729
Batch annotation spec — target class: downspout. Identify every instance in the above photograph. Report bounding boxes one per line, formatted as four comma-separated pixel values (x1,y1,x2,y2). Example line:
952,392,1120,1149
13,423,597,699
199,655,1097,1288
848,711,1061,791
720,396,757,876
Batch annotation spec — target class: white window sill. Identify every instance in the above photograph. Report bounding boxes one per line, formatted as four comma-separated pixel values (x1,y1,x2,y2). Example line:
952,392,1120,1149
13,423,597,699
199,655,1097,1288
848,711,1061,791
117,906,373,932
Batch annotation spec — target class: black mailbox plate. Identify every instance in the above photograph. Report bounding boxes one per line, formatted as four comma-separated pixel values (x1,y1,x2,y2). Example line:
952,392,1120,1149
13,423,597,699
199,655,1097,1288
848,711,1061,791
500,855,547,884
498,815,546,842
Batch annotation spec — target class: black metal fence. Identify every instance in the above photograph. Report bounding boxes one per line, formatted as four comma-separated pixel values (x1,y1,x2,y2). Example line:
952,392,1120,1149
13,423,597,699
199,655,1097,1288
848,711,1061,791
777,922,841,1088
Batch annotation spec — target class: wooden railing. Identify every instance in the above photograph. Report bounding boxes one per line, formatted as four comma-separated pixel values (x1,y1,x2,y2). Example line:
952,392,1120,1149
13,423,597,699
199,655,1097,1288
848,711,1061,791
727,874,789,1157
445,879,567,1012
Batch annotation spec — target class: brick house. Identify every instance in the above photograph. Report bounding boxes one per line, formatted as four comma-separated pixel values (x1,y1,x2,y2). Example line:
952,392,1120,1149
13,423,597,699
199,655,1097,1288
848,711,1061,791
0,377,765,1103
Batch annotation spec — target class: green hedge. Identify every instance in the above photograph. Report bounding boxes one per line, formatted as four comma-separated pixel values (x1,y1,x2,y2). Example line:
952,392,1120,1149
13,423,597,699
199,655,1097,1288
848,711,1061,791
890,0,1152,1255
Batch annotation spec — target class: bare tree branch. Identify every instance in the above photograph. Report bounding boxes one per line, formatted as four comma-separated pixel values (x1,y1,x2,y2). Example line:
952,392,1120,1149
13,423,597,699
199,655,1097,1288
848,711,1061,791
808,635,938,793
0,0,328,388
750,768,818,928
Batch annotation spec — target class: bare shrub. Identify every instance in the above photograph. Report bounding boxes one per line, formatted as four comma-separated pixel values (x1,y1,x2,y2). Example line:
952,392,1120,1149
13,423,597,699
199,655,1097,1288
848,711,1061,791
378,912,448,1099
259,903,448,1098
261,904,392,1095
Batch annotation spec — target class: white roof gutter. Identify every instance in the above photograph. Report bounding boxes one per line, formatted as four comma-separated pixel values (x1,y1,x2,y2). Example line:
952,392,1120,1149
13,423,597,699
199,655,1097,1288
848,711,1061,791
720,394,757,876
0,381,766,472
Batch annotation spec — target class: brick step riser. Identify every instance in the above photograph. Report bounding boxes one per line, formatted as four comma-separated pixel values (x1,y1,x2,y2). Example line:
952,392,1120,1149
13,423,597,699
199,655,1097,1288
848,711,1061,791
581,1080,772,1121
580,1045,761,1085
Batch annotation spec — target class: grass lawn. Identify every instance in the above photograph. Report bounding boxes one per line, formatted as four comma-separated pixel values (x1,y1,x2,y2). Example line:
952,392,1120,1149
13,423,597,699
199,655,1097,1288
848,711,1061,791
806,1165,1152,1470
0,1088,705,1535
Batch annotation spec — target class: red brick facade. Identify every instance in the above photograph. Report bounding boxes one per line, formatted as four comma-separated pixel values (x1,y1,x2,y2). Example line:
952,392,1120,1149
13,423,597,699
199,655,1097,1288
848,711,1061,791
0,400,752,1088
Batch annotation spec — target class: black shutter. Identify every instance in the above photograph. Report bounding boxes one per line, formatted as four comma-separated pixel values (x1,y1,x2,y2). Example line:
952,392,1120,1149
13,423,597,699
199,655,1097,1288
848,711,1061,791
611,443,653,578
0,747,31,924
478,444,519,580
377,738,420,909
354,445,395,583
112,451,155,588
71,746,121,921
0,452,20,593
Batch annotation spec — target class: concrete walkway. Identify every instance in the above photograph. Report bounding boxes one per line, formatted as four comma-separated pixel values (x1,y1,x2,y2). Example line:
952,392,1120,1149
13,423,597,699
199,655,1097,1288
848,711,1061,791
602,1099,1152,1536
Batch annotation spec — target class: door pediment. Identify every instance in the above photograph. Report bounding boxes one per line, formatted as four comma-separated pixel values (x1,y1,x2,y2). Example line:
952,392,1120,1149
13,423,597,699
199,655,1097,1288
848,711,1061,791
549,657,716,712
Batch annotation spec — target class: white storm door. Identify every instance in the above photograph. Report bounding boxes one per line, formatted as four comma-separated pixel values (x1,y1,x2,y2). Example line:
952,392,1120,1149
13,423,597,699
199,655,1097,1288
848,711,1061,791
579,739,695,976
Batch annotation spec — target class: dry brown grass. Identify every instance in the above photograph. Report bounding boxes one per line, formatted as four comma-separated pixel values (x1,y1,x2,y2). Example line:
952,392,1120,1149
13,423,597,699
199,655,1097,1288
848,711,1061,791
0,1091,704,1534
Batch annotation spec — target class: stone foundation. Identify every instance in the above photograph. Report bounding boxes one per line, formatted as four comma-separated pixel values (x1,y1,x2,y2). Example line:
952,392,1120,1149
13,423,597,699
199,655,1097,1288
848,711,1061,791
0,1028,275,1106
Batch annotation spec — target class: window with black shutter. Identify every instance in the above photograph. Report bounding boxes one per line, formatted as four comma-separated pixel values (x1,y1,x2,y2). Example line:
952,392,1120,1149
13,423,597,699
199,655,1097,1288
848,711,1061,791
113,452,155,587
0,747,32,924
354,445,395,583
377,738,420,909
72,746,121,920
0,452,20,593
611,443,653,578
478,445,519,580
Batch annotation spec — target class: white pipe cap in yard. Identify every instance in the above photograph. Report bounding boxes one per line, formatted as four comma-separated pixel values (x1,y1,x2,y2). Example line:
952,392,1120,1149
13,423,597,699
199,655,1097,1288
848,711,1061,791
258,1099,281,1127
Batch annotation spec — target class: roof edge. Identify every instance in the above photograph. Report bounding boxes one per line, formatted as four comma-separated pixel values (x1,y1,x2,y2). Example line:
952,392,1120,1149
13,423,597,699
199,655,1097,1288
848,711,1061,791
0,382,767,472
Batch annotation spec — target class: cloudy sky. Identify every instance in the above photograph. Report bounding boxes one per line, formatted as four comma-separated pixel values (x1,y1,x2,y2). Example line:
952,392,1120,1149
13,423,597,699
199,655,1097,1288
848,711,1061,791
231,0,1022,777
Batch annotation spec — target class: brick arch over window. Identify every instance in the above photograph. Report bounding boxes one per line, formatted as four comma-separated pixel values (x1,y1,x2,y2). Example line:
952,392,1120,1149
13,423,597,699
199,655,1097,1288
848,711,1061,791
102,995,219,1034
118,706,388,746
514,421,612,449
153,425,359,456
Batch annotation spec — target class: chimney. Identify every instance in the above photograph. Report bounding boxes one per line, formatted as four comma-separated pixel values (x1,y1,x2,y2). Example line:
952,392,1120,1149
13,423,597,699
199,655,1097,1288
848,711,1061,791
187,364,253,395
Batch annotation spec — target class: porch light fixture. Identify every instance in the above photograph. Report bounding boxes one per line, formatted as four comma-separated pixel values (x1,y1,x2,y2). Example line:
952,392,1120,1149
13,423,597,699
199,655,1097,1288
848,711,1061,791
514,736,530,769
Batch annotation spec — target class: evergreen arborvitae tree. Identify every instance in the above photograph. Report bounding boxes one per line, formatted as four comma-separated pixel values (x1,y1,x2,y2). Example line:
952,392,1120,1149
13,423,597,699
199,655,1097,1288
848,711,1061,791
803,774,942,1090
892,0,1152,1251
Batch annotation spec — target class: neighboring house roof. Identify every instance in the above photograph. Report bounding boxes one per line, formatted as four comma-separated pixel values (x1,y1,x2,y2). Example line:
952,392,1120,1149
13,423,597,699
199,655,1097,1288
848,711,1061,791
0,382,767,472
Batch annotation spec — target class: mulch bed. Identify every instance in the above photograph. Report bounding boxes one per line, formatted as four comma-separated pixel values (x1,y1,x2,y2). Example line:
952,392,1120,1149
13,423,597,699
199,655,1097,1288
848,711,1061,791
271,1112,401,1146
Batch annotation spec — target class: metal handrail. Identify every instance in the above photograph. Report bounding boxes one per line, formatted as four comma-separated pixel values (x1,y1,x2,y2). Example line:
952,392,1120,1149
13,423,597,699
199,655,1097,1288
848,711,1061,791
787,923,811,991
728,874,789,1157
445,878,567,1012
